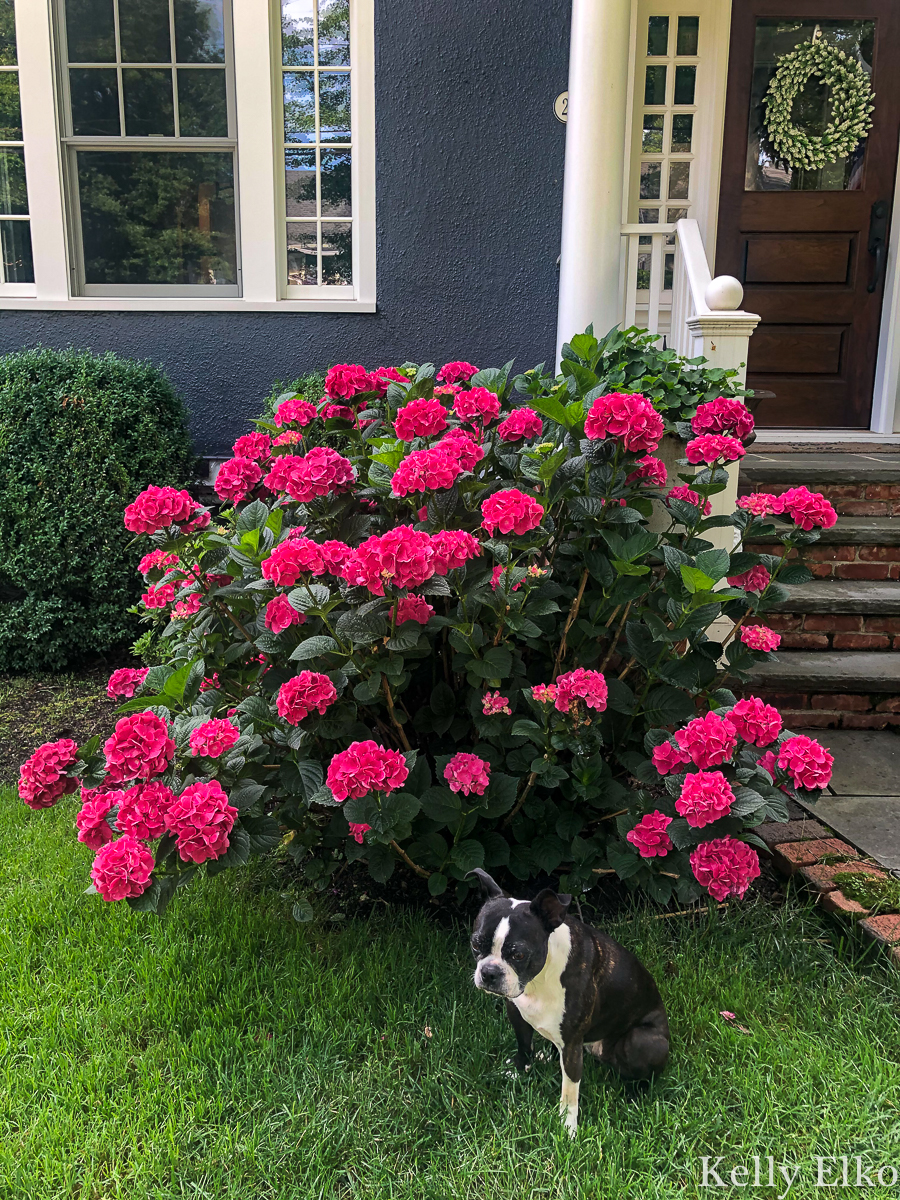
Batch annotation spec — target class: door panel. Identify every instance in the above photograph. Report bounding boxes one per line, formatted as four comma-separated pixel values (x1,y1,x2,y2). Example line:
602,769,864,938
715,1,900,428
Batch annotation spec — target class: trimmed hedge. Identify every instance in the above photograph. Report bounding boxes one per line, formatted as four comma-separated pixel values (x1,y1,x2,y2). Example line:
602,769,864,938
0,348,194,672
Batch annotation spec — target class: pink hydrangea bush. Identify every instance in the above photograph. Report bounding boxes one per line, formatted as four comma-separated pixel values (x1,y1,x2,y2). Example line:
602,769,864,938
20,336,833,912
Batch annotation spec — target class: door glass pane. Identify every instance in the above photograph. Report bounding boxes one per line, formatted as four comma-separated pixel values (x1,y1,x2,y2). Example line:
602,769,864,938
745,19,874,192
671,113,693,152
119,0,171,63
65,0,116,63
642,114,664,152
285,149,317,215
284,71,316,142
75,150,237,285
0,217,32,281
318,0,349,66
677,16,699,57
70,68,120,136
318,72,350,141
287,221,317,283
321,221,351,283
178,69,228,137
0,72,21,140
644,65,666,106
320,149,350,215
0,147,27,213
647,16,668,56
640,161,661,199
282,0,315,66
673,65,696,105
668,161,690,199
174,0,225,64
638,208,659,223
123,69,175,136
667,206,688,223
0,0,16,66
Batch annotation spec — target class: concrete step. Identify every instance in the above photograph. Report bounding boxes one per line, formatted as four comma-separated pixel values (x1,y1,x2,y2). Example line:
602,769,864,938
742,451,900,487
770,581,900,615
750,515,900,545
746,651,899,692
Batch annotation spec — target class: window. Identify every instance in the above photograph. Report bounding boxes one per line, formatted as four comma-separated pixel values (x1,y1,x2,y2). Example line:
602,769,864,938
0,0,33,285
0,0,374,309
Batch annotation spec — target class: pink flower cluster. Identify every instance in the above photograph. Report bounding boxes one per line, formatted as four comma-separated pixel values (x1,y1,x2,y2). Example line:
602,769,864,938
777,735,834,790
142,583,175,609
627,811,673,858
189,719,239,758
165,780,238,863
481,489,544,536
676,771,735,828
438,428,484,472
233,431,273,460
173,592,201,619
262,537,327,585
394,398,448,440
392,447,461,496
490,564,521,592
264,447,355,502
482,691,511,716
666,485,712,516
265,593,305,633
348,822,371,843
215,456,263,503
116,781,175,840
327,740,409,800
324,363,373,400
342,526,435,595
674,712,737,768
691,397,755,440
532,683,558,704
496,408,543,442
138,549,178,576
726,696,782,747
437,361,478,384
444,752,491,796
741,625,781,652
76,789,121,849
91,836,154,901
18,739,80,809
737,492,779,517
685,434,746,465
274,396,318,426
454,387,500,426
690,837,760,901
626,456,668,487
773,486,838,531
727,564,771,593
371,366,407,394
124,486,196,534
103,712,175,784
431,529,481,574
584,393,664,453
107,667,149,700
651,739,691,775
395,594,434,624
554,668,608,714
277,671,338,725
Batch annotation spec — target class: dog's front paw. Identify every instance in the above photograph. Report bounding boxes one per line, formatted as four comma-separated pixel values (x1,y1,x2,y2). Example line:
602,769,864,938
512,1052,531,1073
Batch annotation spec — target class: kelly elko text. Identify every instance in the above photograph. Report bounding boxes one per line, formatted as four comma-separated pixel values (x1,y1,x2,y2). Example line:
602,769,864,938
699,1157,899,1196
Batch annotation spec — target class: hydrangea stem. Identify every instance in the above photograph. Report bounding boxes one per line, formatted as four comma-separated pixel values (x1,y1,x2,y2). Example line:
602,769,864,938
552,567,589,681
381,676,412,752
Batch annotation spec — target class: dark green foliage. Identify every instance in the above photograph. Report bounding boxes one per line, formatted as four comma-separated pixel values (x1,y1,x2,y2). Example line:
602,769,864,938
262,370,327,418
0,347,194,671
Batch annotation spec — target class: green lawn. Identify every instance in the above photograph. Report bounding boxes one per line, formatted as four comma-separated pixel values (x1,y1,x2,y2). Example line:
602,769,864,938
2,788,900,1200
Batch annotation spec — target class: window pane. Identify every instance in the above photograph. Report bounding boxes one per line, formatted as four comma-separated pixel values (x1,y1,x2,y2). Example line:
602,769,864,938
318,0,349,65
69,68,119,136
667,206,688,223
677,16,699,56
0,72,21,140
0,0,16,67
319,72,350,141
664,252,674,290
646,16,668,56
321,221,351,283
285,149,317,216
0,147,28,213
123,69,175,136
174,0,225,64
639,161,661,199
65,0,115,63
75,150,237,285
638,208,659,223
642,114,663,153
673,65,696,105
668,161,690,199
119,0,171,64
284,71,316,142
644,66,666,106
320,149,350,215
1,217,32,281
671,113,693,153
287,221,317,283
178,69,227,136
282,0,315,66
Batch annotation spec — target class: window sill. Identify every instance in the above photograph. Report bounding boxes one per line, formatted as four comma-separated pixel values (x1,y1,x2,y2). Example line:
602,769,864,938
0,296,377,313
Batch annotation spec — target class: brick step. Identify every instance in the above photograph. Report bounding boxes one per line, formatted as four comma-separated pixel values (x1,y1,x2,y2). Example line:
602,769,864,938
747,651,898,692
765,614,900,652
741,451,900,488
749,515,900,545
771,580,900,614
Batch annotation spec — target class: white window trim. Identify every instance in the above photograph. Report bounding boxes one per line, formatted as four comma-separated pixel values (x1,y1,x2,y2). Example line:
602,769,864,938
5,0,376,312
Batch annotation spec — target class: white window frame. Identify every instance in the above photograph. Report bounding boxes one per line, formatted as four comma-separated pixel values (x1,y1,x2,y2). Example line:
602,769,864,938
5,0,375,311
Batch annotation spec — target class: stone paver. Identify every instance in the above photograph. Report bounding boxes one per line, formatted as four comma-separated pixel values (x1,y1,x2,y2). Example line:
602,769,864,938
748,652,898,692
816,730,900,796
772,838,857,874
742,452,900,486
756,819,829,850
770,581,900,615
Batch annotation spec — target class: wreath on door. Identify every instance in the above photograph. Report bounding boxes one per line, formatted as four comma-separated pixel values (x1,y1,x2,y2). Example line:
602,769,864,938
763,37,874,171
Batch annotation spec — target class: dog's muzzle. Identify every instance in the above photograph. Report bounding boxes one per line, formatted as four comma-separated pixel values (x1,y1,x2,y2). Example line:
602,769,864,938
474,957,522,998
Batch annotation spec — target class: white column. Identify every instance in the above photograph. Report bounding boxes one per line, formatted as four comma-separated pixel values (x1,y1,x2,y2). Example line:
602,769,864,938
555,0,632,368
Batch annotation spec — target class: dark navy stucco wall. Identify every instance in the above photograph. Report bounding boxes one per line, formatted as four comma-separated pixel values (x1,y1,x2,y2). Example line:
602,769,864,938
0,0,571,454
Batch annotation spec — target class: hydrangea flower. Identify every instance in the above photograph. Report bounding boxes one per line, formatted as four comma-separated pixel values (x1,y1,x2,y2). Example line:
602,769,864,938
676,771,735,828
773,486,838,531
137,549,178,576
107,667,149,700
430,529,481,574
666,485,712,516
444,752,491,796
274,396,317,426
262,537,327,585
320,540,353,573
265,593,305,634
142,583,175,609
674,712,737,768
490,564,522,592
554,668,608,713
496,408,543,442
214,456,263,503
391,447,462,496
124,485,196,534
327,741,409,800
437,428,484,472
584,393,664,453
395,595,434,624
232,431,273,460
348,822,371,843
265,446,355,502
482,691,511,716
370,365,407,394
685,434,746,465
454,386,500,425
737,492,779,517
481,489,544,536
324,363,373,399
777,735,834,790
394,397,449,441
436,361,478,383
690,837,760,901
626,456,668,487
116,781,175,841
90,835,155,901
342,526,436,595
691,397,754,440
189,719,240,758
651,739,692,775
172,592,201,619
76,789,120,850
740,625,781,652
165,780,238,864
103,712,175,784
321,403,356,422
727,564,771,593
627,811,673,858
725,697,782,747
532,683,558,704
277,672,338,725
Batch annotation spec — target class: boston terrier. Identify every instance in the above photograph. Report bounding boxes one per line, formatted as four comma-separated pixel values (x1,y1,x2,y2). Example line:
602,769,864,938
468,869,669,1135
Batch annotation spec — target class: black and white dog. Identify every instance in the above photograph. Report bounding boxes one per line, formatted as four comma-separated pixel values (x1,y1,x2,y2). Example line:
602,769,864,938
468,869,669,1135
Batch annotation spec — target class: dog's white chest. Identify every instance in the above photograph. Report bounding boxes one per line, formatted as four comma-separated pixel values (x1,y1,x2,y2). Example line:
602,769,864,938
511,924,572,1048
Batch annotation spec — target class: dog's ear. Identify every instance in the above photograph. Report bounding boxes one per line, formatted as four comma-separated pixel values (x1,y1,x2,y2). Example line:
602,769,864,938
467,868,505,898
530,888,572,930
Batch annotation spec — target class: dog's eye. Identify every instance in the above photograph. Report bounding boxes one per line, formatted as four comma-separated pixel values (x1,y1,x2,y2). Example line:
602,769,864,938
511,950,525,962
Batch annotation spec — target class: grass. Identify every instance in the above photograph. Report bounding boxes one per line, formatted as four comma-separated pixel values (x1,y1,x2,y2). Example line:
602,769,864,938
2,789,900,1200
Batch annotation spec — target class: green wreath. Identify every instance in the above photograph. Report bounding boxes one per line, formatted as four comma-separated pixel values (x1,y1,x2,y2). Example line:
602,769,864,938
763,38,874,172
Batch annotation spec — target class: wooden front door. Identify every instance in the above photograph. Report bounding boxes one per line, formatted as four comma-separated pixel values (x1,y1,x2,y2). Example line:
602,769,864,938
716,1,900,428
